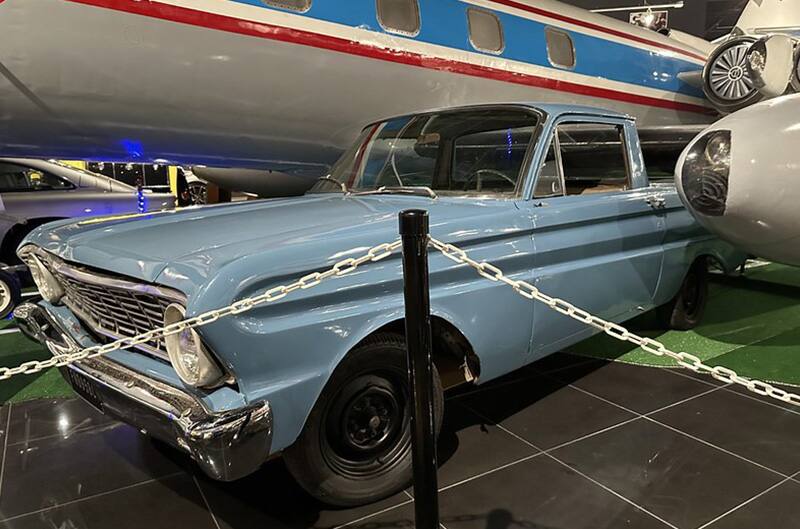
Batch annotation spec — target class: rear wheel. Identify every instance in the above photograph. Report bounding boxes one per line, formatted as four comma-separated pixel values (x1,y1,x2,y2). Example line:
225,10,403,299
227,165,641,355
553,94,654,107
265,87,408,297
284,333,443,507
657,259,709,331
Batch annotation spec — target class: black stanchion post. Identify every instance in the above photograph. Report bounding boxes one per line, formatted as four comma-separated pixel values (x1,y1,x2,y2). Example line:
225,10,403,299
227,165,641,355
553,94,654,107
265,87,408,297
399,209,439,529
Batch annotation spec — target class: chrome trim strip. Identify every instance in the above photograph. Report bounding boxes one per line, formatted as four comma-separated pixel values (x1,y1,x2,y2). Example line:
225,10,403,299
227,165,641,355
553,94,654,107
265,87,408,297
51,259,185,304
18,245,185,360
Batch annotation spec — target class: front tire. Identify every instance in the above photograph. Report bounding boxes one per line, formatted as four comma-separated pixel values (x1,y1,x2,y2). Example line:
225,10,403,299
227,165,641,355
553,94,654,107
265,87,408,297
0,269,21,320
284,333,443,507
657,259,709,331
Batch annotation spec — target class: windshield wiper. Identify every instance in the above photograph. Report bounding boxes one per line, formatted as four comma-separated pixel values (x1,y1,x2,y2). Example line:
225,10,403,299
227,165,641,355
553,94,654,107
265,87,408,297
350,186,437,199
314,176,348,193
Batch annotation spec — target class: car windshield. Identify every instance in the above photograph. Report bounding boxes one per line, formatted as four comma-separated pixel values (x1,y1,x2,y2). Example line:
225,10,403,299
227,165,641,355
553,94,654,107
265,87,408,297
308,107,540,196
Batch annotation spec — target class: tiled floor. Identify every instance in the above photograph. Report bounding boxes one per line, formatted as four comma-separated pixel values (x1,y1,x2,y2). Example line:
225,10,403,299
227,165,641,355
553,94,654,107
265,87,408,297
1,353,799,529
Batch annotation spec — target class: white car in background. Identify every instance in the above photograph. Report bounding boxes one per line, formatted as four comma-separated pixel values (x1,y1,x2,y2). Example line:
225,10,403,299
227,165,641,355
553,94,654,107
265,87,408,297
0,158,175,318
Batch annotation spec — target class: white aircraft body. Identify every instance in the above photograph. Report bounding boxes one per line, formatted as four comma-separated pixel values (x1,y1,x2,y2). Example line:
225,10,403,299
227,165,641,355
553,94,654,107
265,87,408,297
0,0,713,180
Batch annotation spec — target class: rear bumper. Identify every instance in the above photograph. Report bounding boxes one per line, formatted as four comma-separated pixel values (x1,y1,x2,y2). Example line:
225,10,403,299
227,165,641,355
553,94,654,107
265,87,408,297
14,302,272,481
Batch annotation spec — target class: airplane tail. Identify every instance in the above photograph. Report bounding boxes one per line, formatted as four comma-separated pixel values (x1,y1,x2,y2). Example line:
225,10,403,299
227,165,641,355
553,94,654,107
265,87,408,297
735,0,800,35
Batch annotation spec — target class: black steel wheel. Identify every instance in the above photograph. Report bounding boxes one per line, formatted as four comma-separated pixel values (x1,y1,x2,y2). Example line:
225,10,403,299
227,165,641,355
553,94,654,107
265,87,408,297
657,258,709,331
188,182,208,205
284,333,443,507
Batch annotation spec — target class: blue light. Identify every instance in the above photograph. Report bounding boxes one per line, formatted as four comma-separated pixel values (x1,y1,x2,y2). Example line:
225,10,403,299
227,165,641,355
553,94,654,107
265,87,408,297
506,128,513,160
137,187,146,213
120,139,144,158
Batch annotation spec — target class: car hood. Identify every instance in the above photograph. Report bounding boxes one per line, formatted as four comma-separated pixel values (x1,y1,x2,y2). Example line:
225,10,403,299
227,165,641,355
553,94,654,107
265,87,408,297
22,193,515,294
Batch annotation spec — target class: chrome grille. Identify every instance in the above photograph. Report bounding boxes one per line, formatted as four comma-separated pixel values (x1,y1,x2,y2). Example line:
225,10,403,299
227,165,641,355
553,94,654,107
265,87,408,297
30,252,185,361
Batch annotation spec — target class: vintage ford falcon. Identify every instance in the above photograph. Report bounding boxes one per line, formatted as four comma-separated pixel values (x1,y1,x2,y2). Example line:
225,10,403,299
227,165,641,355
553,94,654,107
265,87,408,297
14,104,745,507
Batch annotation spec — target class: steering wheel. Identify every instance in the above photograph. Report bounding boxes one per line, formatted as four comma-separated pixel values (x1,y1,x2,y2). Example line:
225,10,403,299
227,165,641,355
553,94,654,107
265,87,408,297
463,169,516,192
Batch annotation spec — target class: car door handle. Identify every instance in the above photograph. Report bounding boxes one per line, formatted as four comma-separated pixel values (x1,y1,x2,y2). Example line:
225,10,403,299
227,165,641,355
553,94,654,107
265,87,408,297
645,195,666,209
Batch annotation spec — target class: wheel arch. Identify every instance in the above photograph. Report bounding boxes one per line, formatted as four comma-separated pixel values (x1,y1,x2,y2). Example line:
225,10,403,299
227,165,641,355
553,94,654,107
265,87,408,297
0,217,66,264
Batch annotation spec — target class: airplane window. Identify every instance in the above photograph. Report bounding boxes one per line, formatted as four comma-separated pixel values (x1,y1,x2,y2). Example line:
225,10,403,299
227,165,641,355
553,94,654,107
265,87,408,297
376,0,420,36
545,27,576,69
259,0,311,12
556,123,630,195
467,8,504,54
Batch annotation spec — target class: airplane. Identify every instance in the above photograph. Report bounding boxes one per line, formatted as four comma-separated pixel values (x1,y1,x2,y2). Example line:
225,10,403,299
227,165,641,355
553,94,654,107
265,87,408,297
0,0,715,188
676,93,800,267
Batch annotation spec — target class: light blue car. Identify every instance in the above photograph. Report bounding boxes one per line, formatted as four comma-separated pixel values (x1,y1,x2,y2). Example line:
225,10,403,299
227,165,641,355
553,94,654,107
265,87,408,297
14,103,745,507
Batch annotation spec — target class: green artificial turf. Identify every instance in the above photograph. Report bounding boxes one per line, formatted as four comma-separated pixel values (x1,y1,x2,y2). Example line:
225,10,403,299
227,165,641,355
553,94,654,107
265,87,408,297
0,320,74,404
569,262,800,387
0,262,799,403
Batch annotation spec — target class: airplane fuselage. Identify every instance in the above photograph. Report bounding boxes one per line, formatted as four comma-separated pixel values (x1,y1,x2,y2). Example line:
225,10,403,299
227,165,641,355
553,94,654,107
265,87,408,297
0,0,713,172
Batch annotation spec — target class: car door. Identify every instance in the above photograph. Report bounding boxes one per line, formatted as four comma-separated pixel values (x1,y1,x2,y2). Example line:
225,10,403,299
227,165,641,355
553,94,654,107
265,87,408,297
524,116,666,357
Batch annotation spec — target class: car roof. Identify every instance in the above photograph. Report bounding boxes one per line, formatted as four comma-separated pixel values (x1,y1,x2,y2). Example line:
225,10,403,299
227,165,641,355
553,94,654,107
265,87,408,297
367,102,632,127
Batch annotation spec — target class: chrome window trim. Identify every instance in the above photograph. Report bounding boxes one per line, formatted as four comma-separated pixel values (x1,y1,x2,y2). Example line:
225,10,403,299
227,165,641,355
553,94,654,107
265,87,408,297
376,0,421,37
547,120,633,197
544,26,576,70
466,7,505,55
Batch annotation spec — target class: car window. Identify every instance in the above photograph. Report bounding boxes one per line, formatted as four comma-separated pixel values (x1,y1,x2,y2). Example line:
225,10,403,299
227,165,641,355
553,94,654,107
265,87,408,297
557,123,630,195
533,137,563,197
0,162,75,192
545,27,575,69
313,108,540,196
452,126,533,193
467,8,504,53
376,0,420,36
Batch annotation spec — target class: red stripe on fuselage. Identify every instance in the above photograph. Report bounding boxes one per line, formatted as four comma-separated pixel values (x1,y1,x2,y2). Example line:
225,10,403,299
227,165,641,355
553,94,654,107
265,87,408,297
486,0,708,62
66,0,713,115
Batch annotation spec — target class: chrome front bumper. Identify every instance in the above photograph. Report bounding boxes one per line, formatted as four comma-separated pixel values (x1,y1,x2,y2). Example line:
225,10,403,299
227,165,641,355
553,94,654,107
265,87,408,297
14,302,273,482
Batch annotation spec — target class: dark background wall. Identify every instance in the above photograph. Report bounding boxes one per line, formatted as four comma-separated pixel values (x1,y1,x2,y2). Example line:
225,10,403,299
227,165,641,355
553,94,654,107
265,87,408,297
562,0,749,39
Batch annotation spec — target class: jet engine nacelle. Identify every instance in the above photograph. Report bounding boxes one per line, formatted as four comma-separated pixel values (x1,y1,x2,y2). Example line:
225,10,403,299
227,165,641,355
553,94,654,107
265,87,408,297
675,93,800,265
702,34,800,114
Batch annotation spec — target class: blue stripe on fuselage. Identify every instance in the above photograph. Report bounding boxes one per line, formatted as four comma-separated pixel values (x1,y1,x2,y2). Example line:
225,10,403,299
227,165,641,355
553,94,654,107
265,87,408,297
229,0,705,99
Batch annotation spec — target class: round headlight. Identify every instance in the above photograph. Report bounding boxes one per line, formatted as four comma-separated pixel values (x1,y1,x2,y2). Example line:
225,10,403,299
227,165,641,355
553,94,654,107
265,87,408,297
164,304,223,388
679,130,732,218
24,252,64,304
705,132,731,167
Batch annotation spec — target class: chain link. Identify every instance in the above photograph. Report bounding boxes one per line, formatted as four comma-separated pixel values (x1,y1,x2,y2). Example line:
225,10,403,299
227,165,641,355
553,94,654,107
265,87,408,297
429,237,800,407
0,240,402,381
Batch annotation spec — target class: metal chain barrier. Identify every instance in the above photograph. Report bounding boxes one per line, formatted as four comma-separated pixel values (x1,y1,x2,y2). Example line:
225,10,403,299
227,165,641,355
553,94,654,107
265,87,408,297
428,237,800,407
0,240,402,381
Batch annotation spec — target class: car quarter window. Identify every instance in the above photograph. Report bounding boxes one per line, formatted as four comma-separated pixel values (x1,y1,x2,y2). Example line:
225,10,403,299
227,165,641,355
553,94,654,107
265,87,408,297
376,0,420,36
533,137,563,197
533,122,631,198
0,162,74,192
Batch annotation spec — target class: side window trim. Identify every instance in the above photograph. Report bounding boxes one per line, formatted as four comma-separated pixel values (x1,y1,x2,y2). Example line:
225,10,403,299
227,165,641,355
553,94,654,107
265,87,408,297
546,117,633,198
376,0,421,37
532,130,565,199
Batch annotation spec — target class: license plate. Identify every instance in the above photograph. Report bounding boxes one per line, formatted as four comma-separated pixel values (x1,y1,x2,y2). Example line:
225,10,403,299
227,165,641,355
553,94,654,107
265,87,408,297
67,369,103,411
